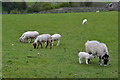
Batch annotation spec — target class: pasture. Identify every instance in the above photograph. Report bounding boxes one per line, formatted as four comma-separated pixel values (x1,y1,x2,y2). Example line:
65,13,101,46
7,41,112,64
2,11,118,78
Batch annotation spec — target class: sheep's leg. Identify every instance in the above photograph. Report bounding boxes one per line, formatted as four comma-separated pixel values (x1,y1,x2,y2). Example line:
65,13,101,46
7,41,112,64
52,40,54,46
45,41,49,48
28,38,32,43
30,38,32,43
88,59,90,64
24,39,27,43
86,59,89,64
37,44,39,49
40,42,43,48
49,41,52,49
57,39,60,46
79,58,82,64
99,56,102,65
26,38,28,43
45,42,47,46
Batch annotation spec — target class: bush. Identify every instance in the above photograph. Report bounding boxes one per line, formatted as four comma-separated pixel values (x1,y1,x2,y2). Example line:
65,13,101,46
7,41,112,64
27,2,53,13
10,9,20,14
51,4,60,9
60,2,70,7
42,3,52,10
27,4,42,13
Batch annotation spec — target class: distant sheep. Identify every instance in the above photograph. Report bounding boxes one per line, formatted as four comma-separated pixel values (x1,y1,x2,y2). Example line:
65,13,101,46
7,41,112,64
85,40,109,66
19,31,39,43
33,34,52,49
96,11,100,12
78,52,94,64
82,19,87,25
51,34,61,46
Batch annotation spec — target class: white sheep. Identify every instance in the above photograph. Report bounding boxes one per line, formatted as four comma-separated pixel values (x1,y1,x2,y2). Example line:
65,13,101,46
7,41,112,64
78,52,95,64
82,19,87,25
85,40,109,66
51,34,61,46
33,34,52,49
19,31,39,43
96,11,100,13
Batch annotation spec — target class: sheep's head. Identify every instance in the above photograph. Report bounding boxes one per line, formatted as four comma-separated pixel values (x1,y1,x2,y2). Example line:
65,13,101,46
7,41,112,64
19,37,25,43
102,54,109,66
18,38,22,42
33,43,37,49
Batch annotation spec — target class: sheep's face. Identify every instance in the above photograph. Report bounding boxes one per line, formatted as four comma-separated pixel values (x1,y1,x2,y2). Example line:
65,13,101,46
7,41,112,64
102,54,109,66
19,38,25,43
33,43,37,49
19,38,22,42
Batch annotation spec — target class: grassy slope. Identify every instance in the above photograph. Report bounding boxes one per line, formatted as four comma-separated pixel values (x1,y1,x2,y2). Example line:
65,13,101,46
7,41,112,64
2,12,118,78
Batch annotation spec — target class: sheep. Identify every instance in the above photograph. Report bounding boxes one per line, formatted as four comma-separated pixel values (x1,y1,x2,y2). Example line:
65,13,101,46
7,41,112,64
51,34,61,46
32,34,52,49
96,11,100,13
82,19,87,25
85,40,109,66
78,52,95,64
19,31,39,43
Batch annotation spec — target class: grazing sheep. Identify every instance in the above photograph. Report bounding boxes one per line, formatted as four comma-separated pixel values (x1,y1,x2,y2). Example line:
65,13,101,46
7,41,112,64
33,34,52,49
19,31,39,43
51,34,61,46
85,40,109,66
96,11,100,12
82,19,87,25
78,52,95,64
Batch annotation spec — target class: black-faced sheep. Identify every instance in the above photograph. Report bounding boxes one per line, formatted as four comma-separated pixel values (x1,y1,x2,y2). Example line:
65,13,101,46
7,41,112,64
85,40,109,66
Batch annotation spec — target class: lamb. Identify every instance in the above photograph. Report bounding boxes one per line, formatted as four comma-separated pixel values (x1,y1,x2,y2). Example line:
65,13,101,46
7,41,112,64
78,52,95,64
19,31,39,43
85,40,109,66
51,34,61,46
82,19,87,25
33,34,52,49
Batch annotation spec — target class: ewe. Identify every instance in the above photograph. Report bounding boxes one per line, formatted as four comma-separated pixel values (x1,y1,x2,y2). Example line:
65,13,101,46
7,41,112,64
51,34,61,46
33,34,52,49
85,40,109,66
78,52,94,64
19,31,39,43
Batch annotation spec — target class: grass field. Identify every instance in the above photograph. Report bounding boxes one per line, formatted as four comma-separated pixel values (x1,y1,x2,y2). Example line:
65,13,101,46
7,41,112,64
2,11,118,78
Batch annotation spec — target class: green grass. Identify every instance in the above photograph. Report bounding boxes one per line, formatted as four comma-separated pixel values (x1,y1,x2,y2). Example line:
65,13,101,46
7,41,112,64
2,11,118,78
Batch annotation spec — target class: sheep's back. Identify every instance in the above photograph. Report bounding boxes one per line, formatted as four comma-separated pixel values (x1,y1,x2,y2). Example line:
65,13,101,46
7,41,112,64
85,41,108,57
51,34,61,40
